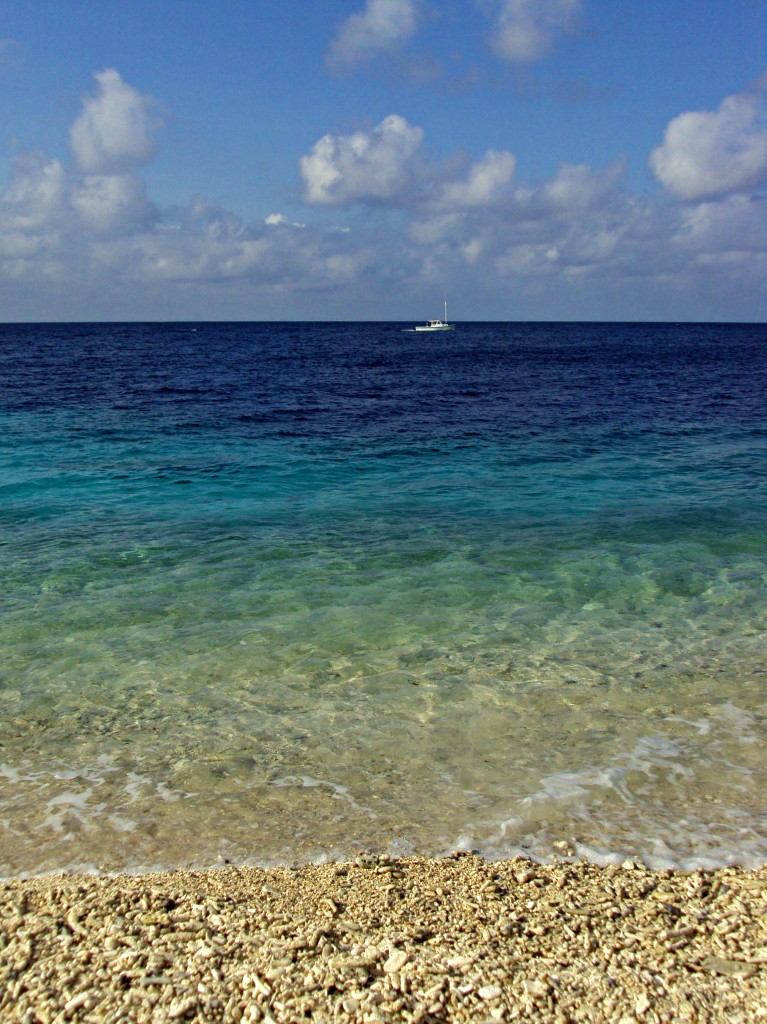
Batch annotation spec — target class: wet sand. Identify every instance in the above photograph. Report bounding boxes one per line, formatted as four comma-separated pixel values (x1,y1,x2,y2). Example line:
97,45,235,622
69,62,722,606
1,854,765,1022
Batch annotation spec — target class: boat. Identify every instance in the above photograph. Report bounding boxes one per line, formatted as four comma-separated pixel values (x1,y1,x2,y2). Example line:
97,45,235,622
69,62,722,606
415,299,455,331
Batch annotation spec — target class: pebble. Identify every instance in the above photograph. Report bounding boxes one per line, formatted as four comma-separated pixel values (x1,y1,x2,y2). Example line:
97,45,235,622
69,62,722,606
63,991,92,1014
522,979,546,996
635,992,651,1015
478,984,504,1000
383,949,410,973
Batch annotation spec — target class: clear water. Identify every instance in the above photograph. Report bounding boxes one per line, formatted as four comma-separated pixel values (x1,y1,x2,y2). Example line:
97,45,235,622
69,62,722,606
1,322,766,876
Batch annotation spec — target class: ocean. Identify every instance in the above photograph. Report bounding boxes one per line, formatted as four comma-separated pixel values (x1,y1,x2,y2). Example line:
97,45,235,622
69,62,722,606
1,321,766,877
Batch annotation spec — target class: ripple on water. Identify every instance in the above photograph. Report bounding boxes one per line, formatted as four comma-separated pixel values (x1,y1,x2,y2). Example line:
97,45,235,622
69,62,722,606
1,322,766,875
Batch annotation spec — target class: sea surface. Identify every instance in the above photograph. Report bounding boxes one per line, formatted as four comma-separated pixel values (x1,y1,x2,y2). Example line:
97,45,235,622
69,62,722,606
1,321,766,877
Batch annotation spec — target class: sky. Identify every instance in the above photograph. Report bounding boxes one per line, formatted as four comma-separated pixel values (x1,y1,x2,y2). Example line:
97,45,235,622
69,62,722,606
0,0,765,322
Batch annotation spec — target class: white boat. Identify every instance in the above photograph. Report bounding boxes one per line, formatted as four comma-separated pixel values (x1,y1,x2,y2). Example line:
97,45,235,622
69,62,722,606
415,299,455,331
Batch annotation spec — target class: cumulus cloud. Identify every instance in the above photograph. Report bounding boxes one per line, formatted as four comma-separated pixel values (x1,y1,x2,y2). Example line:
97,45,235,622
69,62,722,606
650,82,767,201
674,194,767,262
0,69,162,244
72,174,156,236
117,200,366,289
490,0,582,63
325,0,582,76
300,120,519,211
0,70,163,287
539,160,626,212
300,114,424,205
265,212,306,228
299,116,626,229
2,67,765,320
0,157,367,299
0,68,369,304
0,153,69,281
327,0,420,70
411,157,631,272
1,152,68,232
69,68,163,175
434,150,517,208
421,160,629,278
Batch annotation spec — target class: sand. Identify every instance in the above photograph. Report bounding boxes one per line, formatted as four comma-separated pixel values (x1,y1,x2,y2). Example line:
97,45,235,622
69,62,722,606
1,854,766,1023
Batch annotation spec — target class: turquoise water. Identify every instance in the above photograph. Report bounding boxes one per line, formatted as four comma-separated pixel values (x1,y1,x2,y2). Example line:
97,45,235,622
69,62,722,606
1,322,766,875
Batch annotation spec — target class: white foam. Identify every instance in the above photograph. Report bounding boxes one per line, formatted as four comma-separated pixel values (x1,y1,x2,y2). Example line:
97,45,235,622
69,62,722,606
269,774,370,813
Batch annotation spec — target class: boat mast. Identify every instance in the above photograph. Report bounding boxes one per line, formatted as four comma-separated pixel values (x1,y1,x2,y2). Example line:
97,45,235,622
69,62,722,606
444,297,448,323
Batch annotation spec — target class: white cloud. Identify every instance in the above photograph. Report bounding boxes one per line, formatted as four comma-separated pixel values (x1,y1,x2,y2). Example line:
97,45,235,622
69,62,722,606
0,149,369,300
69,68,162,175
408,155,643,287
327,0,420,70
650,83,767,201
265,212,306,228
300,114,424,205
0,65,365,299
674,194,767,261
0,154,68,281
0,71,162,271
126,200,365,288
496,242,560,276
1,152,67,232
434,150,516,208
1,67,765,320
490,0,582,63
72,174,156,236
539,160,625,212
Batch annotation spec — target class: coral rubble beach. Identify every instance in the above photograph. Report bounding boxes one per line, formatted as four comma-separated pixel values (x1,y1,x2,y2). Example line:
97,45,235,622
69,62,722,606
1,855,766,1023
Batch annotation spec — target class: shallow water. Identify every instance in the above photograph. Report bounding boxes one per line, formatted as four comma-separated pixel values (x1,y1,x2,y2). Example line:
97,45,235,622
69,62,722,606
1,322,766,875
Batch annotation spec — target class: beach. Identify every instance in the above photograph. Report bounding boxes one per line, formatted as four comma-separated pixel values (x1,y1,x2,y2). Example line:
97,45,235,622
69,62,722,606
2,854,766,1022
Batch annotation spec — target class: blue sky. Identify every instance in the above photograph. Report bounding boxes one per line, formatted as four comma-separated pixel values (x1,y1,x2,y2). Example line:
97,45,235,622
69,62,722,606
1,0,765,321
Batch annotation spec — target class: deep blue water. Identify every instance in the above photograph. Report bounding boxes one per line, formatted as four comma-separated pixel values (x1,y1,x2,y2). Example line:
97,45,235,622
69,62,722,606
1,322,766,876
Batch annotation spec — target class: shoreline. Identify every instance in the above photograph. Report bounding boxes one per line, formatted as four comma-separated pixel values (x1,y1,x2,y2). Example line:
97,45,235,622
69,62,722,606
2,855,765,1022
